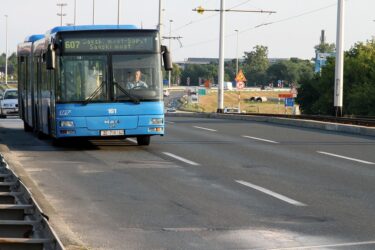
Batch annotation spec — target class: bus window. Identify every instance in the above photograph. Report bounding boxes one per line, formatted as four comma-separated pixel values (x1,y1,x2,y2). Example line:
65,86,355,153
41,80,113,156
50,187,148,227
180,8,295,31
59,55,107,102
112,54,162,101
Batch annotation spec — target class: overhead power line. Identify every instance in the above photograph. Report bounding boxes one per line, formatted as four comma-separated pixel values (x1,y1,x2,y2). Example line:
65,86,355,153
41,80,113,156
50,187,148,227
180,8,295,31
182,3,337,49
172,0,254,33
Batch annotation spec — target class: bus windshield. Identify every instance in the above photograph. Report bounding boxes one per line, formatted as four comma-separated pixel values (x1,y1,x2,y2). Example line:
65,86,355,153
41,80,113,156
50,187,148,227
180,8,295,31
57,54,162,103
58,55,108,102
112,54,162,101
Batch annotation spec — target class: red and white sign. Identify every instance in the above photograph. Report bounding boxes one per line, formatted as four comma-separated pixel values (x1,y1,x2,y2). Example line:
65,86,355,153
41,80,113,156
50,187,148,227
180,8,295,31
236,81,245,90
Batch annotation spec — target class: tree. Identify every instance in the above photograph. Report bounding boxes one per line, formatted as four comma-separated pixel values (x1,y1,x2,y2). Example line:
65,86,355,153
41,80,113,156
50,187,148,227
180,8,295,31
0,52,17,80
267,59,314,87
171,63,181,85
180,64,217,86
314,43,335,54
298,39,375,116
243,45,269,86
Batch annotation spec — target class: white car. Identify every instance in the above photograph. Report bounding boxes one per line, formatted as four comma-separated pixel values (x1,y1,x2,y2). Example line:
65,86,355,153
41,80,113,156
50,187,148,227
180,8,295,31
0,88,18,118
163,89,170,97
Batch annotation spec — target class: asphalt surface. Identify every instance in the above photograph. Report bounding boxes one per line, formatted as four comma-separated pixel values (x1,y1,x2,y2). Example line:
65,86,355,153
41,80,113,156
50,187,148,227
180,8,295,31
0,116,375,250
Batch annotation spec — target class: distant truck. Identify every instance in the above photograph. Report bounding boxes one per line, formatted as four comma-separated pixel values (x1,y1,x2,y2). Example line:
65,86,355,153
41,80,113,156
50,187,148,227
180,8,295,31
224,82,233,90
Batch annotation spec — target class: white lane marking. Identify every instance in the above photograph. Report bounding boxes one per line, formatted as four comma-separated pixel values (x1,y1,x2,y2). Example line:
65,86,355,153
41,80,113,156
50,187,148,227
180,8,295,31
193,126,217,132
163,152,200,166
242,135,279,144
126,138,137,144
165,121,175,124
317,151,375,165
271,240,375,250
235,180,306,207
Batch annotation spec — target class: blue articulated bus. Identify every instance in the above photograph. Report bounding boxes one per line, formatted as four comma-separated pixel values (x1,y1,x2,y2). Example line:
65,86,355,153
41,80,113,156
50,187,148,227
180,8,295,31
17,25,172,145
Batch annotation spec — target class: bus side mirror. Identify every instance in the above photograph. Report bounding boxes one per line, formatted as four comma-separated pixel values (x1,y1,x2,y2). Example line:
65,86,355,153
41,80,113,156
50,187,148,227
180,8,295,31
161,46,173,71
46,44,56,70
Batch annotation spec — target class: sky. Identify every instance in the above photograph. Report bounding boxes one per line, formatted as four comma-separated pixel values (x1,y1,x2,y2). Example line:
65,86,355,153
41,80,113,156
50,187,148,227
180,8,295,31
0,0,374,62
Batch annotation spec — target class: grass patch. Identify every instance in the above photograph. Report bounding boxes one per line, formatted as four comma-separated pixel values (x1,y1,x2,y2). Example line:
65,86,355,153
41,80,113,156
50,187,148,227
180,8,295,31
184,90,296,114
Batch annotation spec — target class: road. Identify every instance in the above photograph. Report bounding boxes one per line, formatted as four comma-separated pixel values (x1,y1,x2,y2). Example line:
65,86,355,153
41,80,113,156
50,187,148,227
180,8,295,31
0,116,374,249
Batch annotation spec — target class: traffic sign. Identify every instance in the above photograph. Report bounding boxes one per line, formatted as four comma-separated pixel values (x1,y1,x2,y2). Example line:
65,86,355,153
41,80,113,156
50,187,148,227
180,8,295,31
284,98,294,107
235,69,247,83
278,93,294,98
236,81,245,90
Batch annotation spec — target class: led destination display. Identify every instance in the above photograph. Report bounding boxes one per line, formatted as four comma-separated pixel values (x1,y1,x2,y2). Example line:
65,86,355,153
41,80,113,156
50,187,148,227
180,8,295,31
63,36,155,52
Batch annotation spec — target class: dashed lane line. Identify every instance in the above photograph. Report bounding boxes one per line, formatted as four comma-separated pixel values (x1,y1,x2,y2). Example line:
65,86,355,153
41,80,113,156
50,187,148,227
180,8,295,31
242,135,279,144
163,152,200,166
235,180,306,207
270,240,375,250
193,126,217,132
317,151,375,165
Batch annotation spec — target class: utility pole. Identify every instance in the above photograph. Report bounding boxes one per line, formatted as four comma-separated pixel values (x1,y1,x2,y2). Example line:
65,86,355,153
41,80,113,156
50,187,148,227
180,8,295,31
4,15,8,85
117,0,121,25
57,3,67,26
217,0,225,112
334,0,345,117
193,3,276,113
92,0,95,25
158,0,163,35
74,0,76,25
168,20,173,87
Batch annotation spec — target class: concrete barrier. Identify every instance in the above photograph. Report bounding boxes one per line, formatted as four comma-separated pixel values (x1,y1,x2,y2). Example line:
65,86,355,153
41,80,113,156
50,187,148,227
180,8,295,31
166,112,375,137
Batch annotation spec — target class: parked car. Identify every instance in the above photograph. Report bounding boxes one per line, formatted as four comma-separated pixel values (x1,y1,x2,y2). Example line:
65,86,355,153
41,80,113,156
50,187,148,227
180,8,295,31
166,107,176,112
0,88,18,118
223,107,240,113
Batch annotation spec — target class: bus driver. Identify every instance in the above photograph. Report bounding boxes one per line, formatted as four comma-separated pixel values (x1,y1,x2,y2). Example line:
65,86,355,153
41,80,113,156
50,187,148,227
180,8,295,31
127,70,148,89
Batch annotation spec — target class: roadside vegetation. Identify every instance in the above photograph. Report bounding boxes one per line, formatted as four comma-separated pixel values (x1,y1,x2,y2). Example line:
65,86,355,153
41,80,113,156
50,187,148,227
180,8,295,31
297,39,375,116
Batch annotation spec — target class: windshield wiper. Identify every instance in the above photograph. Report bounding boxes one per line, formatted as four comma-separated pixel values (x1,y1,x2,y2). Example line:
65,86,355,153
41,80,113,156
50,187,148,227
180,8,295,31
83,81,106,105
113,81,140,104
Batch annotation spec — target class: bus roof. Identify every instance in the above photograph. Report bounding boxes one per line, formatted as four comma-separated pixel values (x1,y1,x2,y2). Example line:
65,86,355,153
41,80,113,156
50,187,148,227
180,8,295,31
24,34,45,43
47,25,139,35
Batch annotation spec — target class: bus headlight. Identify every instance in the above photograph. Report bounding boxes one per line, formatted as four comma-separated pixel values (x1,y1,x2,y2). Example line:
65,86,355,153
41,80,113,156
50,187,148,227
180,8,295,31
60,121,75,127
148,127,164,133
150,118,163,125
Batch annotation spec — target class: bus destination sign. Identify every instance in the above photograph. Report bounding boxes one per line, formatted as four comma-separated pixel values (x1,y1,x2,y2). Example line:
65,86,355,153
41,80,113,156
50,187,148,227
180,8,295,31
63,36,154,52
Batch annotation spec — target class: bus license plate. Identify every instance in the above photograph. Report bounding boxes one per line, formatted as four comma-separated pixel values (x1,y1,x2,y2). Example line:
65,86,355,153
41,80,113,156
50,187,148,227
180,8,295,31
100,130,124,136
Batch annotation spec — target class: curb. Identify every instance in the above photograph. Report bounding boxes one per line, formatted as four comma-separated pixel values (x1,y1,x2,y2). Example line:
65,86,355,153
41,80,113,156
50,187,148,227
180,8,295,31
166,112,375,137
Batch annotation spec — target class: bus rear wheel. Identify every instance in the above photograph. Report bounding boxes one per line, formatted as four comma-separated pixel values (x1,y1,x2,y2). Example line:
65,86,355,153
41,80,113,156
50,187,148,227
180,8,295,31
136,136,150,146
24,122,33,132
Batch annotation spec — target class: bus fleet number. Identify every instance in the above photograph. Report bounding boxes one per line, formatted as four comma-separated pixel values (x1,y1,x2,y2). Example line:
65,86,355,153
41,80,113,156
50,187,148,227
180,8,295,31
65,41,80,50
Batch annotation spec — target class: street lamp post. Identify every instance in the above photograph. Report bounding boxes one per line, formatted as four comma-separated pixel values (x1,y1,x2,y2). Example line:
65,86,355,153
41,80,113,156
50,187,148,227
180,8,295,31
4,15,8,85
235,29,239,76
57,3,67,26
168,20,173,87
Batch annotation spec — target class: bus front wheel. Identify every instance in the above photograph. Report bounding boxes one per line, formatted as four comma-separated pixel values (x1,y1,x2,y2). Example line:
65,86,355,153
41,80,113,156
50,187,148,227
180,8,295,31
136,136,150,146
24,122,33,132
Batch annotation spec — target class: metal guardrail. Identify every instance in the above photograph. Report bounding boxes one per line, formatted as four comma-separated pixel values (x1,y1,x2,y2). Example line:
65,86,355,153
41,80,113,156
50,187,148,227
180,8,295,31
0,154,64,250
